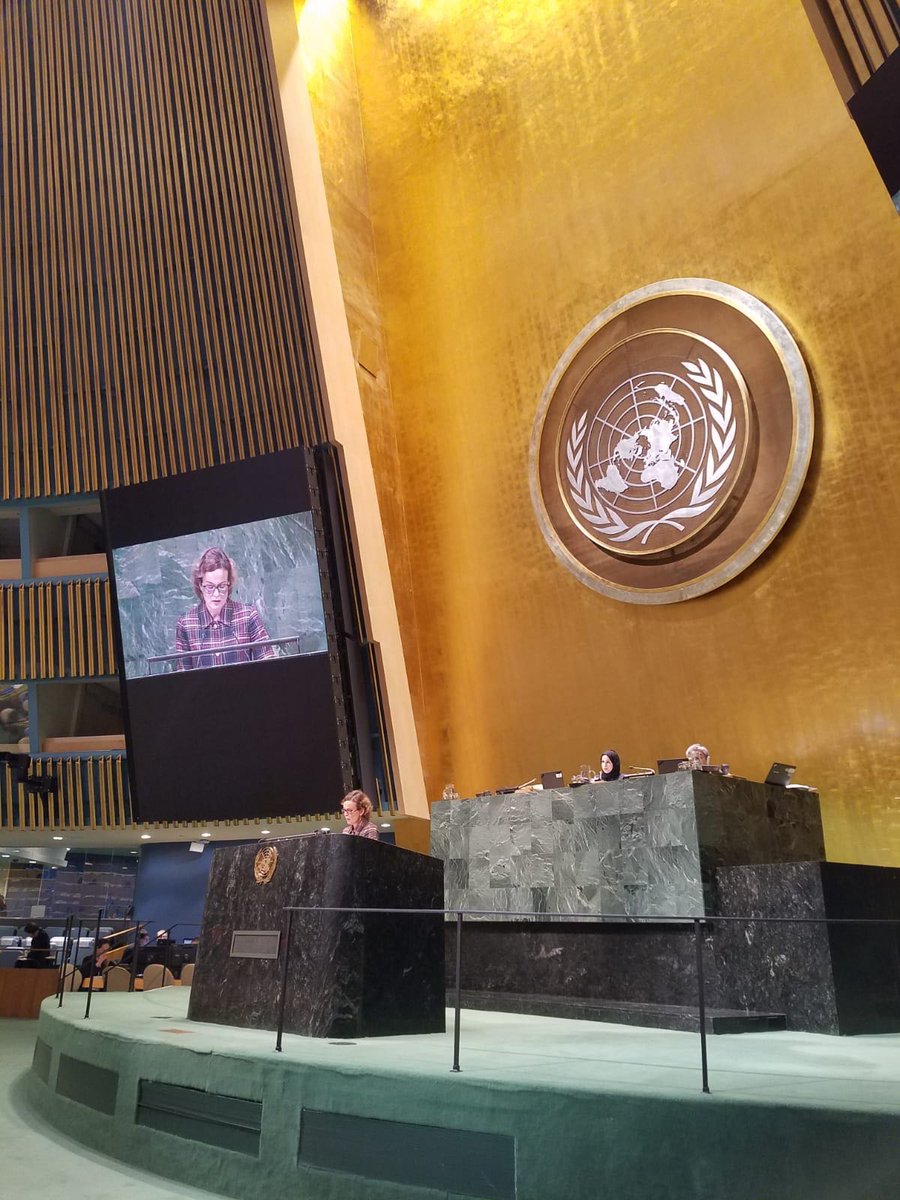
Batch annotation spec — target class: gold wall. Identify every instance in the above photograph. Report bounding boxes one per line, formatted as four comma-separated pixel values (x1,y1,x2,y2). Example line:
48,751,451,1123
291,0,426,744
298,0,900,864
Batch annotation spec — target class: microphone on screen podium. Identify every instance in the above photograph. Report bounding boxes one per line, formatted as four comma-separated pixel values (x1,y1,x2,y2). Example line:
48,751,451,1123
627,766,656,776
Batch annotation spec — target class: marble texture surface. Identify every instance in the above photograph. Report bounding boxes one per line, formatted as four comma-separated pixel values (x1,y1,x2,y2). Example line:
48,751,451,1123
713,861,900,1034
447,921,713,1009
431,774,824,919
112,512,327,678
189,834,445,1038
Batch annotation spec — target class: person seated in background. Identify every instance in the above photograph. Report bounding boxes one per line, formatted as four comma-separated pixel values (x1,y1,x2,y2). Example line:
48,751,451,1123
599,750,621,781
340,790,380,840
684,743,710,770
122,930,150,967
80,938,114,980
155,929,171,945
15,922,54,967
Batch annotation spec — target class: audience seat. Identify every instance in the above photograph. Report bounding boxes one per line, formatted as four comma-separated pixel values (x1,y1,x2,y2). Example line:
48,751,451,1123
142,964,175,991
105,965,131,992
60,964,82,992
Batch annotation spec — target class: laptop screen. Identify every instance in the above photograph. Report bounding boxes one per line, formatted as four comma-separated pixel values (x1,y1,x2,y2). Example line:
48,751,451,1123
765,762,796,787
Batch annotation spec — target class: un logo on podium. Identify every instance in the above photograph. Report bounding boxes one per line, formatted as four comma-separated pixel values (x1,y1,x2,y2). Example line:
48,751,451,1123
531,280,813,603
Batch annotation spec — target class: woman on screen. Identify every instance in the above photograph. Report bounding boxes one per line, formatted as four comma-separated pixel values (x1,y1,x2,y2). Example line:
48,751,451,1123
175,547,276,670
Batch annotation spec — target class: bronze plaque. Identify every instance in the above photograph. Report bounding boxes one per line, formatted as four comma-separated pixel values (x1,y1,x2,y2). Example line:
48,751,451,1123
253,845,278,885
530,279,813,603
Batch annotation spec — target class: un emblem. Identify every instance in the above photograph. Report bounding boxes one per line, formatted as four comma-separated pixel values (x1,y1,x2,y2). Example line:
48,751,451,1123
531,279,813,603
253,845,278,885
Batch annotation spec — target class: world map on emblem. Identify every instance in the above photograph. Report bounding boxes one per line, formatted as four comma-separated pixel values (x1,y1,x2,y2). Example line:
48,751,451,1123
594,377,698,496
563,355,746,554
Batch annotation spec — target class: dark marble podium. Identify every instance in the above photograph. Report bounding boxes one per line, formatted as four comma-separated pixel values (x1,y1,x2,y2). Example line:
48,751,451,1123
713,860,900,1034
188,835,445,1038
431,778,900,1034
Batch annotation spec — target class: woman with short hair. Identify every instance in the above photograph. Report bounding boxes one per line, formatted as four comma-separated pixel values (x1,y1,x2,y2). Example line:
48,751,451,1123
340,790,380,840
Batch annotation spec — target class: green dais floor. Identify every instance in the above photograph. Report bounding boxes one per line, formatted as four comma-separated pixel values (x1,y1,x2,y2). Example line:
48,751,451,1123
11,989,900,1200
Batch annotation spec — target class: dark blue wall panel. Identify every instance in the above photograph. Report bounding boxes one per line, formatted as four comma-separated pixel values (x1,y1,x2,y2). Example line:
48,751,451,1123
132,841,248,938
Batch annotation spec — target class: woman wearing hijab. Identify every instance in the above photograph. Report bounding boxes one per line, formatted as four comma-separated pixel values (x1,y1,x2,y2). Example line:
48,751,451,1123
599,750,621,781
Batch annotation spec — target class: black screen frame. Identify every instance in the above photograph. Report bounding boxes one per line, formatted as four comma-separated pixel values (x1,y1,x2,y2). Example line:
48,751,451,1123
101,448,353,823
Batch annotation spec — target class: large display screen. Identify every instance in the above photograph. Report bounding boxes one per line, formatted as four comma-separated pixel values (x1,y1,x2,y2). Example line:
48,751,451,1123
111,513,327,680
102,450,349,824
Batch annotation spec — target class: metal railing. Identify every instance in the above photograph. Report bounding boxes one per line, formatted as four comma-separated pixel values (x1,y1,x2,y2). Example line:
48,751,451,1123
48,901,900,1096
273,905,900,1094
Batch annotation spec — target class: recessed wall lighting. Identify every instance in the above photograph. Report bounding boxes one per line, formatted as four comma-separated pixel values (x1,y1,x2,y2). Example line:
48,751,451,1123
320,826,331,833
200,832,211,839
260,829,271,836
140,834,151,840
52,835,63,841
130,851,138,855
380,823,391,829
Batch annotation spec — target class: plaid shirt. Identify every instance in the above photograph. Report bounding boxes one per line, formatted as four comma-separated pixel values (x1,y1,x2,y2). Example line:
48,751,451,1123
341,820,380,840
175,600,276,671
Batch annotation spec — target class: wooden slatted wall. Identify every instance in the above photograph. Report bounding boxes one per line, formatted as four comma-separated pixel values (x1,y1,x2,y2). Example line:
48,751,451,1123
1,754,129,831
0,0,324,501
0,579,114,679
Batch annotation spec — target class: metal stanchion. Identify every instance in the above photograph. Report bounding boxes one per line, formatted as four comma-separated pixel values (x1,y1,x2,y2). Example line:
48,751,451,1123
83,910,103,1019
693,917,710,1094
452,910,463,1072
71,924,83,991
56,914,73,1004
128,922,142,992
163,931,173,984
275,909,294,1053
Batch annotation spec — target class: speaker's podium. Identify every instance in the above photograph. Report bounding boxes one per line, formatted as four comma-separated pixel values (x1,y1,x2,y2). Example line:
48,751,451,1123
188,834,445,1038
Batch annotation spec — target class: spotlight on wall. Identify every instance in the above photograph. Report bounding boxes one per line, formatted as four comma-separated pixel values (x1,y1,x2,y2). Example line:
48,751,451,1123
140,834,152,840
